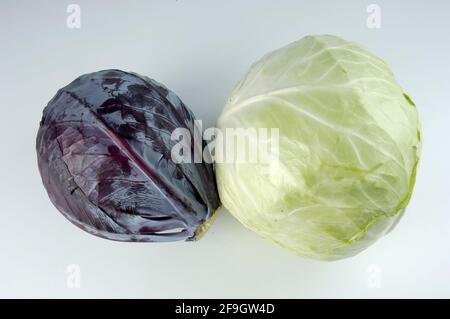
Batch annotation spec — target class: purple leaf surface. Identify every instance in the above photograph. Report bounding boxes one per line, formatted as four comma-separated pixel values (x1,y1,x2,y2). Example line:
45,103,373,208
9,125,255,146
36,70,219,241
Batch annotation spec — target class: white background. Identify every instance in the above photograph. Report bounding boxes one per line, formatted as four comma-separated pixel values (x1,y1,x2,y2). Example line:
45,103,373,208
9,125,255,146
0,0,449,298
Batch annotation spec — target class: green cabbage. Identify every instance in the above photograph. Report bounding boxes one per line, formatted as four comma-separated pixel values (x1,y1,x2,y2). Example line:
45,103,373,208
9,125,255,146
216,35,421,260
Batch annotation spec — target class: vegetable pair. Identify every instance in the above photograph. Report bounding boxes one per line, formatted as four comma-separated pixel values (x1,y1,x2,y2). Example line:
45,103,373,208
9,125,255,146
37,35,421,260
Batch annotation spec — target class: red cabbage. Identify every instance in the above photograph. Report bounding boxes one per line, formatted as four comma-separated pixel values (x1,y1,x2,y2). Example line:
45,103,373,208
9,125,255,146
36,70,219,241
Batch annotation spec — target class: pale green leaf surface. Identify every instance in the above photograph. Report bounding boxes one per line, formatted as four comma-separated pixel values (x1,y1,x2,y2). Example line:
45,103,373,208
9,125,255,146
216,35,421,260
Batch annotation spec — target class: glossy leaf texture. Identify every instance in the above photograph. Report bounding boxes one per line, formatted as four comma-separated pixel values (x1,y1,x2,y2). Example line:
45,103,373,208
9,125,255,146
36,69,220,241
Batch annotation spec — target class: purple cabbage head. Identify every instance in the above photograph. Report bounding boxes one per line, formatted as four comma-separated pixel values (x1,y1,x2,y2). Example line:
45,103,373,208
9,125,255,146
36,70,219,241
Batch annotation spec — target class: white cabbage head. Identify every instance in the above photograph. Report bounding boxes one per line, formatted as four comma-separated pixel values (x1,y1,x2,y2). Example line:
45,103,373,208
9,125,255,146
216,35,421,260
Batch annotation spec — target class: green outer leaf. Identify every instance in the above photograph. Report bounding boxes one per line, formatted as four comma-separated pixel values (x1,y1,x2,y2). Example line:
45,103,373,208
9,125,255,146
216,35,422,260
